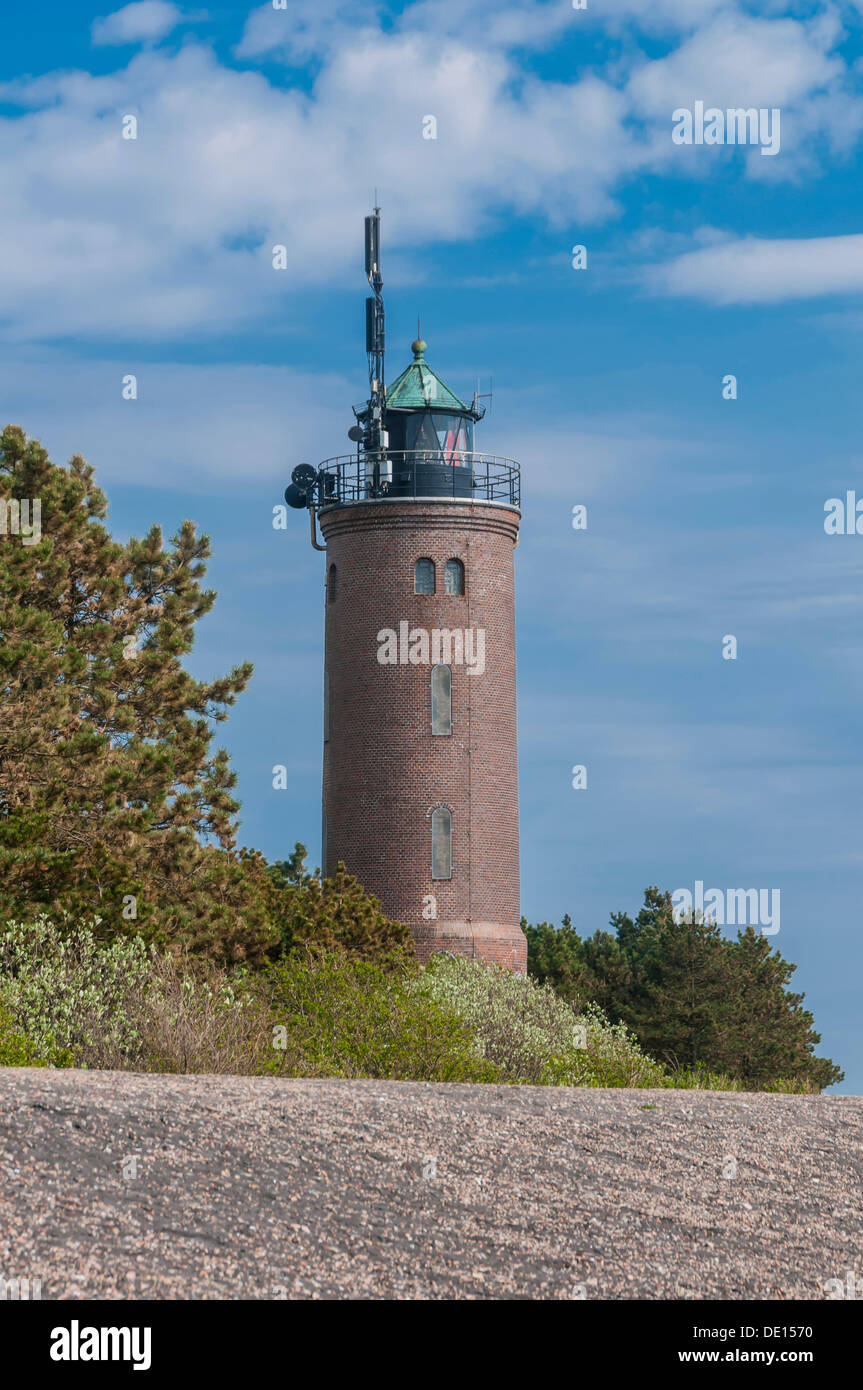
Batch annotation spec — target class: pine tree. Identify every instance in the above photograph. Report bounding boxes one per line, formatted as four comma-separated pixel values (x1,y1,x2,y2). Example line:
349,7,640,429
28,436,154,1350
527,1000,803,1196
0,425,274,960
716,927,842,1090
267,842,318,888
524,886,842,1089
272,856,414,967
523,916,633,1016
579,929,633,1022
623,908,730,1068
522,917,588,1005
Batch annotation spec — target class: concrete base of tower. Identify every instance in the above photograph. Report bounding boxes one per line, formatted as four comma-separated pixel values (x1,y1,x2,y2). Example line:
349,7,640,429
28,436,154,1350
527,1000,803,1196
411,921,527,972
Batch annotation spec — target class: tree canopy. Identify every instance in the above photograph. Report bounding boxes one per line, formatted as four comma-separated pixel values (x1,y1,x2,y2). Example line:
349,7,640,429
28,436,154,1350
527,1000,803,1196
524,888,842,1090
0,426,412,969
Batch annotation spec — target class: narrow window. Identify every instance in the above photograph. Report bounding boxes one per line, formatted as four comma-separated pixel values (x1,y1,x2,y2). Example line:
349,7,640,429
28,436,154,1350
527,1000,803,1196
431,807,452,880
414,558,435,594
444,558,464,595
430,664,452,736
328,564,337,602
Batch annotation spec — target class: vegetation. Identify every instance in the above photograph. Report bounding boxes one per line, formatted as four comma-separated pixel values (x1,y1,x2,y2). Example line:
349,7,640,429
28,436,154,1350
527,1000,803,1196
524,887,842,1091
263,949,499,1082
0,917,679,1086
0,1002,74,1069
0,916,151,1066
0,915,269,1074
263,849,414,968
0,424,279,962
0,905,840,1092
419,955,667,1087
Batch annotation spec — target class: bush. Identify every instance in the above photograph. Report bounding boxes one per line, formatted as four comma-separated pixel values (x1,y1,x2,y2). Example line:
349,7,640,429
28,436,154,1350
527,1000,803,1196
4,916,812,1089
419,955,669,1087
0,1002,74,1068
0,916,151,1067
0,918,496,1081
262,948,500,1082
137,953,271,1075
0,915,272,1073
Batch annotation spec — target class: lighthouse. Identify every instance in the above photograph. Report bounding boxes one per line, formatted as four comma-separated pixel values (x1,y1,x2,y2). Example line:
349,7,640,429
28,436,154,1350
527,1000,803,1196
286,211,525,970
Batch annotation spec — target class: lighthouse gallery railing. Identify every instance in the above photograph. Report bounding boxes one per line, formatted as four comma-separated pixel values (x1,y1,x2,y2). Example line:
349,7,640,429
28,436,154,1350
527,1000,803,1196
315,451,521,509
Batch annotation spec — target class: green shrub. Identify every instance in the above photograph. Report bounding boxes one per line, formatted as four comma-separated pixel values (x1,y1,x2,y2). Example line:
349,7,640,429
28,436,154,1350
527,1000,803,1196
0,916,152,1067
0,1002,74,1068
263,948,500,1082
420,955,669,1087
0,915,279,1074
3,916,812,1089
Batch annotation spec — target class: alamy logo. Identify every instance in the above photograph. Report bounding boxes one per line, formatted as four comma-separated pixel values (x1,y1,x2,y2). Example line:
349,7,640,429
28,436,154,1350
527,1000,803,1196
0,1275,41,1299
0,497,41,545
377,622,486,675
50,1320,152,1371
823,1271,863,1299
672,102,780,156
824,493,863,534
672,880,780,935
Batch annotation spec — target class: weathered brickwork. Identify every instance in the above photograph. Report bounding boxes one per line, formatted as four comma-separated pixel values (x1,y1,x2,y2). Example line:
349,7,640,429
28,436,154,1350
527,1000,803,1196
318,498,526,971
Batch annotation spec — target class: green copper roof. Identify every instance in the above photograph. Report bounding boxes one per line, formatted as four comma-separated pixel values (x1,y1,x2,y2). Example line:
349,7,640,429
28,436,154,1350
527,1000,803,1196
385,339,470,412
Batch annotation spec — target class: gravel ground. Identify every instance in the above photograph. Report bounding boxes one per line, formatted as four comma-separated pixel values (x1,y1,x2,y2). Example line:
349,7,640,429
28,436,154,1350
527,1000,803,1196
0,1069,860,1300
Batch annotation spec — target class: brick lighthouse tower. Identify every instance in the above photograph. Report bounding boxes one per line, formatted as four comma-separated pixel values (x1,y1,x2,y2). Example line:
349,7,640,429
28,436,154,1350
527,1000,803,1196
285,211,525,970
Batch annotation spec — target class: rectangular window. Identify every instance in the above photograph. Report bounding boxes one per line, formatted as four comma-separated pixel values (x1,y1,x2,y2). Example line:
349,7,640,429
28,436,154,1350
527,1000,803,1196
431,807,452,880
431,664,452,736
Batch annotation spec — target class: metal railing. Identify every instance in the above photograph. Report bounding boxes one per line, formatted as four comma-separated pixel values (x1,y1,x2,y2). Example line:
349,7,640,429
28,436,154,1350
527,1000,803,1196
315,451,521,509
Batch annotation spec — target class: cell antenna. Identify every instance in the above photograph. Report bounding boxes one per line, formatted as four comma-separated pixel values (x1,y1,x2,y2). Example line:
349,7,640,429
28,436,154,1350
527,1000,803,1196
364,207,385,438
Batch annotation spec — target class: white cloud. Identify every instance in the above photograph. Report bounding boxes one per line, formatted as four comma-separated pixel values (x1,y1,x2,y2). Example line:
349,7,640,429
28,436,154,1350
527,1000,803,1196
630,10,843,114
0,3,856,343
585,0,733,35
235,0,731,63
0,37,644,342
648,232,863,304
236,2,383,62
626,6,858,176
92,2,185,47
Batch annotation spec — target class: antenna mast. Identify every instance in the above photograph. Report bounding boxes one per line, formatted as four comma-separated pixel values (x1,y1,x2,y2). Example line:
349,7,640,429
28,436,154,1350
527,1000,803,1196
364,206,386,453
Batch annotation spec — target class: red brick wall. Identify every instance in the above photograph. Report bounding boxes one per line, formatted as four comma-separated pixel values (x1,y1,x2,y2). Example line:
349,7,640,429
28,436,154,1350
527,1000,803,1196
318,499,526,972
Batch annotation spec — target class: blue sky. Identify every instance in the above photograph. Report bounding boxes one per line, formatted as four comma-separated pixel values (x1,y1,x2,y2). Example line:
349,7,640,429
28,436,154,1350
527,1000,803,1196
3,0,863,1088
